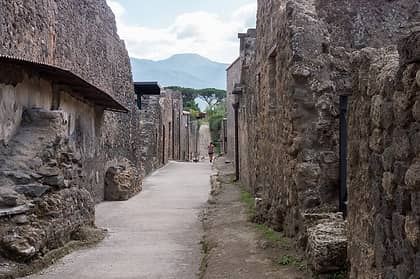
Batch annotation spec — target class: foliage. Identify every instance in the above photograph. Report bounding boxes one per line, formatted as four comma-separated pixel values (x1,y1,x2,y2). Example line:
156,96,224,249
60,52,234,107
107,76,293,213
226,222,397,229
322,271,348,279
241,190,256,218
276,255,300,266
197,88,226,108
275,255,307,271
167,86,226,110
166,86,198,104
184,100,200,112
206,101,226,153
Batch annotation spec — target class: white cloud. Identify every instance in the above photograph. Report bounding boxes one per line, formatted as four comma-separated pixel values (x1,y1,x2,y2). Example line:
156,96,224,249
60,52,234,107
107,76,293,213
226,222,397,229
107,0,125,18
106,1,256,63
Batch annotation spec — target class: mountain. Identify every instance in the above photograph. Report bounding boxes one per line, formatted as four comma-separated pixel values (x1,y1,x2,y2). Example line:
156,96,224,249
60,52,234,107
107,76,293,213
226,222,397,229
130,54,229,90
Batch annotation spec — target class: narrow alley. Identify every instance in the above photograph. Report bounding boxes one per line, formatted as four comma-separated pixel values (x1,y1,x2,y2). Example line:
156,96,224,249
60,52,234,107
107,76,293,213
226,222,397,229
23,162,211,279
1,1,420,278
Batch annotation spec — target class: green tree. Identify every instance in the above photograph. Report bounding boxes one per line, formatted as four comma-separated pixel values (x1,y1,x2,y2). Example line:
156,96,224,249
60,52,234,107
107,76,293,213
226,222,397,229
206,101,227,153
197,88,226,108
166,86,198,106
166,86,227,111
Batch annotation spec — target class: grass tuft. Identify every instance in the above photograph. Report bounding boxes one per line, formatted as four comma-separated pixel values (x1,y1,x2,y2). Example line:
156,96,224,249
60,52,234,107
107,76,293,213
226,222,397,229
240,189,256,218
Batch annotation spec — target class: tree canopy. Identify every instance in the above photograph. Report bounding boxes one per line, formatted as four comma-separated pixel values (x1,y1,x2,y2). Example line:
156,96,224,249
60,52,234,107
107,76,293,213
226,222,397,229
166,86,226,110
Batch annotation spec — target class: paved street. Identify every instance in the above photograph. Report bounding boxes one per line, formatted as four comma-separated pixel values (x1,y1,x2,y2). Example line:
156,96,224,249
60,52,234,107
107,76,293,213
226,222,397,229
24,161,211,279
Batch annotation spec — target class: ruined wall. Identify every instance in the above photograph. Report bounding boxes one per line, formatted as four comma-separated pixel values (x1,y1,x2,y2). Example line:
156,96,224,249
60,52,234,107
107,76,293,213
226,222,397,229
171,91,183,161
226,59,241,161
189,120,200,160
180,113,190,161
0,0,141,202
161,89,184,161
247,0,418,235
347,35,420,279
237,30,256,190
139,94,162,175
232,0,418,275
249,0,346,235
0,0,142,268
0,108,95,265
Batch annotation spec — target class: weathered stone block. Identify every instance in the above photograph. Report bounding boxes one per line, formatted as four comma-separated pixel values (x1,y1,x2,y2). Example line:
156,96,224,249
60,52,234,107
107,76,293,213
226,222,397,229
404,215,419,248
42,175,65,188
382,172,396,199
0,189,26,207
398,31,420,65
15,184,51,198
104,161,141,201
405,162,420,191
2,171,32,185
416,70,420,87
306,220,347,274
1,234,36,261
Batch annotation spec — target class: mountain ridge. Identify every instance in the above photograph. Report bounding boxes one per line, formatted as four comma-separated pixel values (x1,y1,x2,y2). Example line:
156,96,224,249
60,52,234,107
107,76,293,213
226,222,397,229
130,54,229,90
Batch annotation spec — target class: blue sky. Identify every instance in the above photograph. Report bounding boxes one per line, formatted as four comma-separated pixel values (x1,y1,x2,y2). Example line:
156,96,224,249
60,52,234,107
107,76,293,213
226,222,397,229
107,0,256,63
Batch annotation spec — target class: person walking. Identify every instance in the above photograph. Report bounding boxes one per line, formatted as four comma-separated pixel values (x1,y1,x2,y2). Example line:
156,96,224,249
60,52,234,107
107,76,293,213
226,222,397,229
208,142,215,163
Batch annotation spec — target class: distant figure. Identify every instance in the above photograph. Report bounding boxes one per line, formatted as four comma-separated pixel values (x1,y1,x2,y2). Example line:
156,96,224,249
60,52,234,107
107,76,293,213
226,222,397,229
208,142,215,163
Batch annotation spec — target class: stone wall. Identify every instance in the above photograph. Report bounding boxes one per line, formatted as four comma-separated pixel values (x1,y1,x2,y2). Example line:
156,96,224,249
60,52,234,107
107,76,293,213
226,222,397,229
137,89,186,175
189,120,200,161
347,34,420,278
226,58,241,161
161,89,184,161
0,0,141,202
170,90,184,161
231,0,419,275
180,113,190,161
138,94,162,175
0,108,95,263
246,0,346,236
237,29,256,190
0,0,144,269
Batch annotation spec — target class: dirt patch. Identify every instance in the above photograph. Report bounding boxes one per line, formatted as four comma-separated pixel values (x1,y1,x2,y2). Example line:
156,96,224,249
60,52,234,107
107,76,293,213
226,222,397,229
201,159,310,279
0,227,106,279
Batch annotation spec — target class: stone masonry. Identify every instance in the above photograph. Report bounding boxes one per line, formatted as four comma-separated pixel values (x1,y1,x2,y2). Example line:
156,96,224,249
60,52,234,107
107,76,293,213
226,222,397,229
229,0,419,276
347,34,420,278
0,0,143,203
0,0,149,272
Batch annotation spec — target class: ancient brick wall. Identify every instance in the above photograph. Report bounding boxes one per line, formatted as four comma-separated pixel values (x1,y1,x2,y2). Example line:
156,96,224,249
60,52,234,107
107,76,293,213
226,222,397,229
347,35,420,279
0,0,141,202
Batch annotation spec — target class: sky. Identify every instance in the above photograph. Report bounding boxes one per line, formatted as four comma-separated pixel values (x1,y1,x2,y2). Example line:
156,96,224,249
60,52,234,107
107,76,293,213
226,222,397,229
106,0,257,63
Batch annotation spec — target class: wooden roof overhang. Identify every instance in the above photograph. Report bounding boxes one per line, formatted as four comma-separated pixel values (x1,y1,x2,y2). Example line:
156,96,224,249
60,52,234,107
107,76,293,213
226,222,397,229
0,55,128,113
